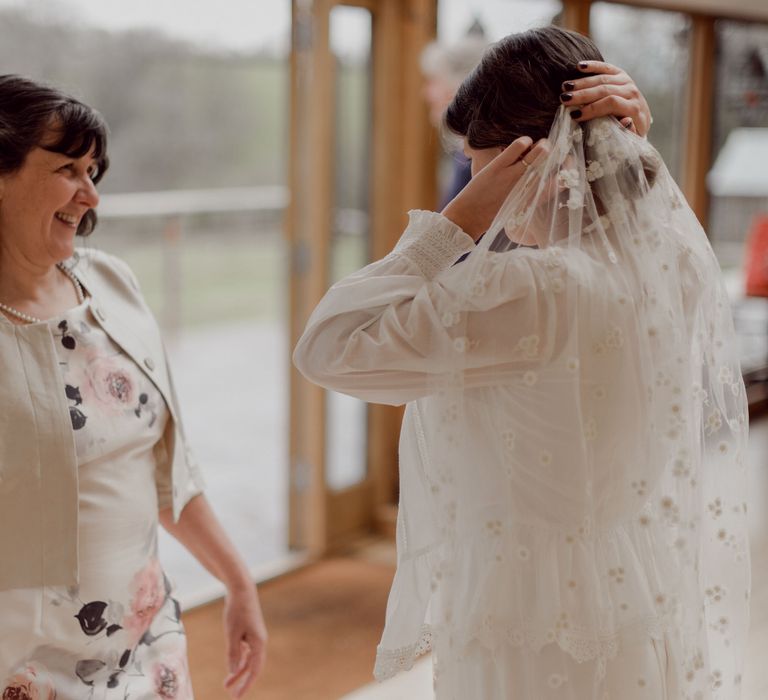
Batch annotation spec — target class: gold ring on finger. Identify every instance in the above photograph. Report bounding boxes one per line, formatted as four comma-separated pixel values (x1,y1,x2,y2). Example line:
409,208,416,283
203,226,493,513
521,157,531,168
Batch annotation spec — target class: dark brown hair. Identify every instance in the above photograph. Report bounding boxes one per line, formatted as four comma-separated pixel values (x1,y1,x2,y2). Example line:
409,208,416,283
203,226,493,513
445,26,602,148
445,26,659,195
0,75,109,236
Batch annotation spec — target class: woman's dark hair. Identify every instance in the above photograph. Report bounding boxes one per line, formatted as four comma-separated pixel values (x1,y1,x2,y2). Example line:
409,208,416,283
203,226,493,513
445,26,657,192
446,26,603,148
0,75,109,236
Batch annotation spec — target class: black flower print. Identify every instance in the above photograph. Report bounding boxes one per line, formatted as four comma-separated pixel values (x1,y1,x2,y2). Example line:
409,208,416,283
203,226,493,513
170,597,182,623
74,601,109,636
75,659,106,687
134,392,158,427
65,385,82,406
65,384,87,430
106,671,122,689
57,320,76,350
134,393,149,418
25,571,191,698
68,407,87,431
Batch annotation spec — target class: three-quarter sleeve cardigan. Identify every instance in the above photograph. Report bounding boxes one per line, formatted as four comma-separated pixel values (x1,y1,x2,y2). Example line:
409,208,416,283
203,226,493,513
0,248,205,591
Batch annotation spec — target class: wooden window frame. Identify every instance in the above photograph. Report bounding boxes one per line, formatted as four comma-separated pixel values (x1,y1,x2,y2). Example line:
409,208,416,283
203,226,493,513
561,0,721,229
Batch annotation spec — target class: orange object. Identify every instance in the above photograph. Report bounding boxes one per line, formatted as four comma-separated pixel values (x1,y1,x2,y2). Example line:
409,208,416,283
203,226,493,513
744,214,768,296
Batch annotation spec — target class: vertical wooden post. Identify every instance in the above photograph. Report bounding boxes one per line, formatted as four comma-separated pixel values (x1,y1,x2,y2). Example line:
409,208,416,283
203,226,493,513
368,0,437,530
288,0,439,552
682,15,716,228
287,0,334,555
562,0,592,35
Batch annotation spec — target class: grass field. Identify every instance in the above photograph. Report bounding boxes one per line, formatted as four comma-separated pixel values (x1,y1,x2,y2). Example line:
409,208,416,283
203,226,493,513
94,223,287,328
91,217,369,331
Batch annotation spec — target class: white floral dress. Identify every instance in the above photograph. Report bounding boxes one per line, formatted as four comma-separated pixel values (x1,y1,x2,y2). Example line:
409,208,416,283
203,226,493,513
0,301,192,700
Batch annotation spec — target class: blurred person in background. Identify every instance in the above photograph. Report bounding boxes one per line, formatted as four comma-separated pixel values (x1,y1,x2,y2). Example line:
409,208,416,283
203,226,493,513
421,28,489,209
0,75,266,700
296,27,748,699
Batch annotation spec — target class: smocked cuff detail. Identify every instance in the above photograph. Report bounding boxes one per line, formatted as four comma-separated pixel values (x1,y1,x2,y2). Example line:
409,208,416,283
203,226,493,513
396,210,474,280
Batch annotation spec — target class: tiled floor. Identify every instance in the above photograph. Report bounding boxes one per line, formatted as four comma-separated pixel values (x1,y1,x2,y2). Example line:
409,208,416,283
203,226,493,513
341,658,432,700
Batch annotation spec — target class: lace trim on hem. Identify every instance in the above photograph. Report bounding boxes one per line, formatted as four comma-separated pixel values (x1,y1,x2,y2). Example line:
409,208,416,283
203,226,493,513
373,614,673,682
374,625,433,681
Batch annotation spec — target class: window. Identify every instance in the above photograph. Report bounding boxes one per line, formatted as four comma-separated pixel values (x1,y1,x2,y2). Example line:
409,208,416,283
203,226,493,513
0,0,292,601
590,3,691,182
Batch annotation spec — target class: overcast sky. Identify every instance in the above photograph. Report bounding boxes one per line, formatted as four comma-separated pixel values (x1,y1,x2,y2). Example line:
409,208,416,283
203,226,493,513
1,0,561,54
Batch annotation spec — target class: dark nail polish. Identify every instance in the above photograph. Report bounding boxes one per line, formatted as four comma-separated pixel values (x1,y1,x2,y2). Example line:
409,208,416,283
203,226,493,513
560,93,573,102
578,61,588,69
562,81,575,91
569,109,582,120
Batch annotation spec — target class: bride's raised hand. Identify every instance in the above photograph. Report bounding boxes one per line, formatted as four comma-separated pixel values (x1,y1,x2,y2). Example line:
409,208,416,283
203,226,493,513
560,60,652,137
441,137,550,241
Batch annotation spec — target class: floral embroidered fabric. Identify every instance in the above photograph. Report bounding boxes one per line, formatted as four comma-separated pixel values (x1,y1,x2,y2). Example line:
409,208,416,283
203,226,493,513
295,109,750,698
0,301,192,699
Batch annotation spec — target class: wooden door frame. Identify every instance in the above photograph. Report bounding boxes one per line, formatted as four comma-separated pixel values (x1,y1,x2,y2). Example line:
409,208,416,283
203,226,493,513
287,0,438,555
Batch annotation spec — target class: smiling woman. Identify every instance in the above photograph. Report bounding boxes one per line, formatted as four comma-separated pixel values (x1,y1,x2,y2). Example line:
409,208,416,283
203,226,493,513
0,76,108,231
0,75,267,699
0,77,107,320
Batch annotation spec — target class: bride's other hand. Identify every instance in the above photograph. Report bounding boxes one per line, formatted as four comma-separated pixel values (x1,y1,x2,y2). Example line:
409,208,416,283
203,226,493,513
560,60,652,137
441,137,550,240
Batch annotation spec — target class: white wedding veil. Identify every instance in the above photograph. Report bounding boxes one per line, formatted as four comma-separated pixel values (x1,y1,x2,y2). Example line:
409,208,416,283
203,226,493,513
375,106,750,696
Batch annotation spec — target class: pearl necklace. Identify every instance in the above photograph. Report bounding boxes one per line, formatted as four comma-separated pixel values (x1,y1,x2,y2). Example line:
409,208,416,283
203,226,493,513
0,263,86,324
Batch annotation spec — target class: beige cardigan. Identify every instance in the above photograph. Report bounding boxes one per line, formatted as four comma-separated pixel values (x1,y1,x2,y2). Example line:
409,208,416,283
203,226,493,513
0,248,205,591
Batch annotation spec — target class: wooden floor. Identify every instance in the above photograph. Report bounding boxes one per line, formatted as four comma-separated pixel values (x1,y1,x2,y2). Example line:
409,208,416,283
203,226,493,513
184,557,395,700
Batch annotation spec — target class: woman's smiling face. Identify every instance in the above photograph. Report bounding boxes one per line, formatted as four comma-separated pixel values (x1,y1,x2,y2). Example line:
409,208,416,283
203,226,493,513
0,139,100,266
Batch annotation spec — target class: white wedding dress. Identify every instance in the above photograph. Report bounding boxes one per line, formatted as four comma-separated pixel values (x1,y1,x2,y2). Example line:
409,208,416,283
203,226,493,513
295,111,750,699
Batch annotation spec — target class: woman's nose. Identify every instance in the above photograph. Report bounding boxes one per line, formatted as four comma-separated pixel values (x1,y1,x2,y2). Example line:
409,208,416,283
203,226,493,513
76,177,100,209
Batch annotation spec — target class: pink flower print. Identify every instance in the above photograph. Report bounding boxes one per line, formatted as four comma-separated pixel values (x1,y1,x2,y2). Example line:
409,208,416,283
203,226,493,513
81,347,137,413
123,558,166,644
152,652,192,699
1,662,57,700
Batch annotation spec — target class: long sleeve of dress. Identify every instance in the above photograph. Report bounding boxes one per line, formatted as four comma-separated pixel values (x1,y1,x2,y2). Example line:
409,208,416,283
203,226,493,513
293,210,560,405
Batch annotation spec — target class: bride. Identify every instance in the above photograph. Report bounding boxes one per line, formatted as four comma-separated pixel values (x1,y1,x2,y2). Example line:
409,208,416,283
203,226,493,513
295,26,749,699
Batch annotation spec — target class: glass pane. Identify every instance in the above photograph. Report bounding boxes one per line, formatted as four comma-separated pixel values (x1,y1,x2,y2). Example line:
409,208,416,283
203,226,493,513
438,0,562,43
590,3,690,182
708,20,768,372
0,1,292,601
326,6,373,491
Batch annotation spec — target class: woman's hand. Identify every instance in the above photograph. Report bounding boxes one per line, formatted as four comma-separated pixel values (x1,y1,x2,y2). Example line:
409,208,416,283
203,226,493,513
560,61,652,137
442,137,551,240
223,585,268,698
158,496,268,698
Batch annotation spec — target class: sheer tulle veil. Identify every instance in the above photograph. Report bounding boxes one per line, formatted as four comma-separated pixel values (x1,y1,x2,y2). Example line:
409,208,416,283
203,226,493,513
375,107,750,697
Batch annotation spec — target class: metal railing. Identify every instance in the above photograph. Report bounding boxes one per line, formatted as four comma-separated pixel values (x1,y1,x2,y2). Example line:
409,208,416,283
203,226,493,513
97,186,289,334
